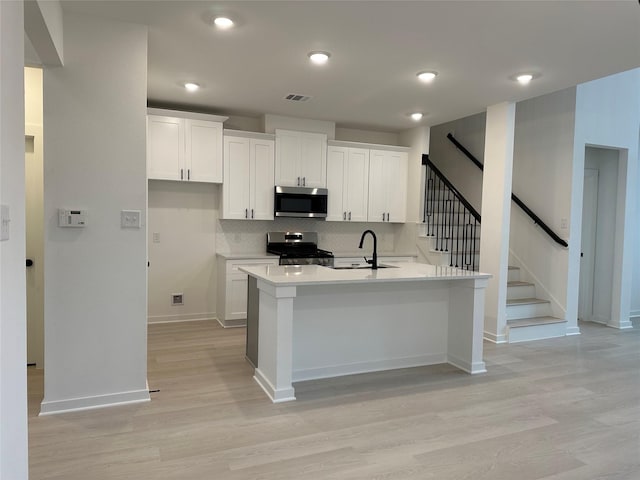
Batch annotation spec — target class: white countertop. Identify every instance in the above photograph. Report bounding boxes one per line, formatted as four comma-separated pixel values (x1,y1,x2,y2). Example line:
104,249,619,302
240,262,491,287
216,252,279,260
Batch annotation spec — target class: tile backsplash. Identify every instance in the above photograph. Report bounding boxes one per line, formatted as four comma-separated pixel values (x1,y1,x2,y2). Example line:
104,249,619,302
216,218,401,254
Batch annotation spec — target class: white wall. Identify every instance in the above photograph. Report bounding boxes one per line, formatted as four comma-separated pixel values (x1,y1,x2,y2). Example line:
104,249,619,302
569,68,640,328
41,13,150,414
428,112,486,211
510,87,576,325
148,181,219,323
0,0,28,477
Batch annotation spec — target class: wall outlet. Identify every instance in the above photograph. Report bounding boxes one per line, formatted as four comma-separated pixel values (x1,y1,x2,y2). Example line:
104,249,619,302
152,232,160,243
121,210,141,228
171,293,184,306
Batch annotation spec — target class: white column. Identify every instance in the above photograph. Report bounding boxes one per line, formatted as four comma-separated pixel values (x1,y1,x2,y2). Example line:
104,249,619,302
479,102,516,343
253,281,297,402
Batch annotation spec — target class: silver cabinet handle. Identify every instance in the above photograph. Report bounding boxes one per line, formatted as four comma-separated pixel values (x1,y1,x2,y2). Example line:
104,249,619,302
245,208,248,219
251,209,254,219
349,211,351,221
343,212,346,220
297,176,300,186
187,169,190,180
180,168,184,180
387,212,390,222
303,177,306,186
382,212,385,221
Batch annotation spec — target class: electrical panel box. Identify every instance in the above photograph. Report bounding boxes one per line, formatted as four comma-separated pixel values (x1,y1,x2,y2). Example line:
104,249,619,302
58,209,87,227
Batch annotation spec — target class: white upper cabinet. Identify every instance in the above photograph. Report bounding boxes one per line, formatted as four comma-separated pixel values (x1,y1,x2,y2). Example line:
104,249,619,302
326,146,369,222
275,129,327,187
147,110,226,183
368,149,408,223
222,132,275,220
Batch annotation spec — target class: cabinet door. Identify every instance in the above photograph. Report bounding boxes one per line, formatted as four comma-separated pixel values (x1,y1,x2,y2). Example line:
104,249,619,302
186,119,223,183
147,115,183,180
385,151,408,223
227,274,249,319
250,138,275,220
223,136,251,219
367,150,388,222
299,132,327,187
326,146,347,221
344,147,370,222
275,130,301,186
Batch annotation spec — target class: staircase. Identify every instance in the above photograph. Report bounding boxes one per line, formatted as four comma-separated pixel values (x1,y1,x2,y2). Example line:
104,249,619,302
506,266,567,342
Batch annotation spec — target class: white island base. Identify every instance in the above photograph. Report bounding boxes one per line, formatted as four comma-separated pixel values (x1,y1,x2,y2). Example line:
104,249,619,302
241,263,490,403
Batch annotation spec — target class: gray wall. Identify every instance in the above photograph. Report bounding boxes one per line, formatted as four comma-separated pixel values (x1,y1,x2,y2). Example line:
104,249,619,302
41,12,149,413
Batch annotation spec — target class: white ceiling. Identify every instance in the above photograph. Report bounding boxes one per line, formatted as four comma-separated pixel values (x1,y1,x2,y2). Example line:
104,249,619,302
60,1,640,132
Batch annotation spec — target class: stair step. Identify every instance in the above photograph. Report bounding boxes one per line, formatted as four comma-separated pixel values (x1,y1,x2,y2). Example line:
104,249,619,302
506,297,551,320
507,266,520,282
506,281,536,300
506,316,567,343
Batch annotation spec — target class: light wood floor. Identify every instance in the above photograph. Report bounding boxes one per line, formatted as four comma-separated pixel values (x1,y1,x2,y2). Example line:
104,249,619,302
28,319,640,479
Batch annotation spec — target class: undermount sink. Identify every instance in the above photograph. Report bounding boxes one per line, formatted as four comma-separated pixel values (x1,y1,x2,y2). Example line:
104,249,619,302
330,264,398,270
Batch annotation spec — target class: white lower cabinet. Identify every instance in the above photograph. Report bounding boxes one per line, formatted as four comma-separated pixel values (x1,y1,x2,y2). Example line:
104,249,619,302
217,257,279,327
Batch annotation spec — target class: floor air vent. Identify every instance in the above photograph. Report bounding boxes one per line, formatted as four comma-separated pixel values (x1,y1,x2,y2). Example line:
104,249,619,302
284,93,312,102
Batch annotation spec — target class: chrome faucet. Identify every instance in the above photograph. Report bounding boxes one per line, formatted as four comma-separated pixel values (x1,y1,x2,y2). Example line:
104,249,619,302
358,230,378,269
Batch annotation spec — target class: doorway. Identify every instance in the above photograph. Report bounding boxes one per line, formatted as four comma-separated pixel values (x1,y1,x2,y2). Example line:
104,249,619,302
25,67,44,368
578,147,620,324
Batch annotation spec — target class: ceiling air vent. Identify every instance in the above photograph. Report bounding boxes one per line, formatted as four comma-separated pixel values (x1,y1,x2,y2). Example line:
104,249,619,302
284,93,312,102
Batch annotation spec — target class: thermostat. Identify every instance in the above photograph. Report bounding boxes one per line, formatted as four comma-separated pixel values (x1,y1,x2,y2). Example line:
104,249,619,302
58,209,87,227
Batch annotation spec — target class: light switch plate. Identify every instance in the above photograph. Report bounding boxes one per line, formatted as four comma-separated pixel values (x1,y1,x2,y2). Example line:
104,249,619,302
1,205,10,241
121,210,141,228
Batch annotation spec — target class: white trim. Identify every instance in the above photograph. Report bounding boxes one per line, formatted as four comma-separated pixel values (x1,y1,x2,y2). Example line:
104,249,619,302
483,330,507,344
147,313,217,324
328,139,410,152
607,320,633,330
292,353,447,382
565,325,581,336
630,310,640,319
223,129,274,141
253,369,295,403
146,107,228,123
39,389,150,416
216,317,246,328
447,354,487,374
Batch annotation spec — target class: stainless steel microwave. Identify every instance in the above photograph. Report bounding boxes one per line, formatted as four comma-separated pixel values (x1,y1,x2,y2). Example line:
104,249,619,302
274,186,328,218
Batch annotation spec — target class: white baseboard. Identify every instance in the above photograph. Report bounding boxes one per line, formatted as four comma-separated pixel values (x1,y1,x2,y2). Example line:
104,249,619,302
483,330,507,344
292,353,446,383
216,317,246,328
253,369,295,403
147,313,217,324
447,353,486,374
630,310,640,319
40,388,150,416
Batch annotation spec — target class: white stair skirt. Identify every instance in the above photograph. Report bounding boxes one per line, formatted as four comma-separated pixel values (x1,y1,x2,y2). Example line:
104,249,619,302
505,266,566,343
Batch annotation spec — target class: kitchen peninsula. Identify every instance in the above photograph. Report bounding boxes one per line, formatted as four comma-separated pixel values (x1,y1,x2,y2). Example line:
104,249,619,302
240,262,491,402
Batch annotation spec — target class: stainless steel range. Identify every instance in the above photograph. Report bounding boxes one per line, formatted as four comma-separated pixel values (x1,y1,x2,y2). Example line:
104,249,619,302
266,231,334,267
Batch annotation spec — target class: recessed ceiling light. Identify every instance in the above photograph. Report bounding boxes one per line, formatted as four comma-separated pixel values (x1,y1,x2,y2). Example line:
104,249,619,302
213,16,234,29
184,82,200,92
417,71,438,82
308,51,330,65
516,74,534,85
410,112,424,121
